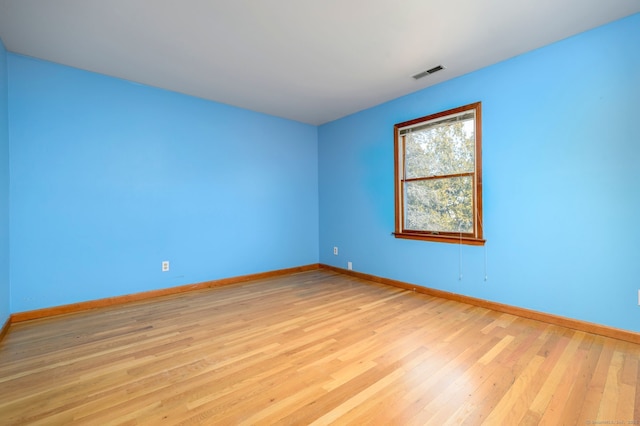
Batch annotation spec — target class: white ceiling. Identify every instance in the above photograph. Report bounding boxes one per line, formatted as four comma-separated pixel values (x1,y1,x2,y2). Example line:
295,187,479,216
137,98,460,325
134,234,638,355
1,1,639,125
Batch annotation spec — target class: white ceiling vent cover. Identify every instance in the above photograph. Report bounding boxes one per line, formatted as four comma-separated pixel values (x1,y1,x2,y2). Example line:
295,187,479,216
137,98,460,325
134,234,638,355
412,65,445,80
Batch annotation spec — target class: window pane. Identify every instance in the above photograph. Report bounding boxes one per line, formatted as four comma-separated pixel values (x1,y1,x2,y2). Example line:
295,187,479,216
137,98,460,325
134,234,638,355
404,176,474,233
405,118,475,179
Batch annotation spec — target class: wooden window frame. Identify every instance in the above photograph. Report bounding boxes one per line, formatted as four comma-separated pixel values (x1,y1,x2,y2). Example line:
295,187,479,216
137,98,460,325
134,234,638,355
394,102,485,246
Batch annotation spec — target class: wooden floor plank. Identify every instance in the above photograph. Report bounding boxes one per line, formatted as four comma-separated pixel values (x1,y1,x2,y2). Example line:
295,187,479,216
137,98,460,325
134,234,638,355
1,270,639,424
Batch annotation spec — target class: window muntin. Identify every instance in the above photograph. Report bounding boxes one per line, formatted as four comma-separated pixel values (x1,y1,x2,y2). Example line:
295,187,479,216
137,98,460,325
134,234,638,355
394,102,484,245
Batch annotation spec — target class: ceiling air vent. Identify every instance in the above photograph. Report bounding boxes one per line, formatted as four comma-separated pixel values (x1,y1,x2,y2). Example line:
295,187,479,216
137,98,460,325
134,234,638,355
412,65,445,80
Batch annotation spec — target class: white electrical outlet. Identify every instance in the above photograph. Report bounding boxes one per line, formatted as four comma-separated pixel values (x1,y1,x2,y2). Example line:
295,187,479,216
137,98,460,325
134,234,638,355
162,261,170,272
333,247,338,255
347,261,352,270
638,289,640,306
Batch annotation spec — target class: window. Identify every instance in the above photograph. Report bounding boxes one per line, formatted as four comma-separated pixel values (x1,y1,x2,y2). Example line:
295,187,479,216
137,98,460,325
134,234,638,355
394,102,484,245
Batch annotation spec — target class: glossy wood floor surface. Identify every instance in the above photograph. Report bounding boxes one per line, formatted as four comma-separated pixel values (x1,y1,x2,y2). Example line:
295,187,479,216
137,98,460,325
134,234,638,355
1,270,639,425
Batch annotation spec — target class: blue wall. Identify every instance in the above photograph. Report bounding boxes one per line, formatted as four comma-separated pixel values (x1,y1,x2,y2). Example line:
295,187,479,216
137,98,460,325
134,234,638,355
4,14,639,334
0,39,9,325
318,14,640,333
8,55,319,312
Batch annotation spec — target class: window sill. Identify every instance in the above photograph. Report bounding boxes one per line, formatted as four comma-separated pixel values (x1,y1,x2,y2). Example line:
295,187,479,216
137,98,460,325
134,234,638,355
393,232,486,246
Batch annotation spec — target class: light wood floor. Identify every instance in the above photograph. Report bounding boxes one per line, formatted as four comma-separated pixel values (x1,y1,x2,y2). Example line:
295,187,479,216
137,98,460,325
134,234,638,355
1,270,638,425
